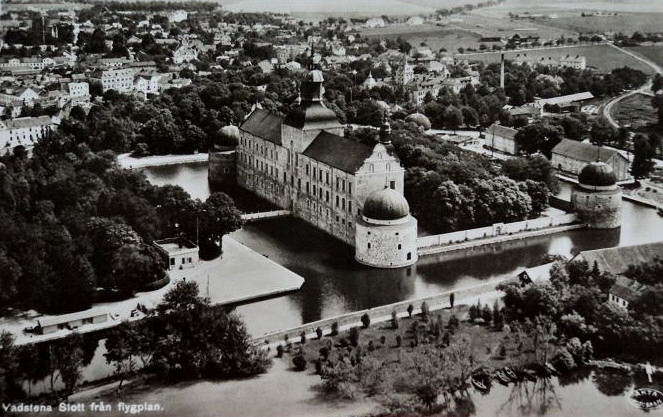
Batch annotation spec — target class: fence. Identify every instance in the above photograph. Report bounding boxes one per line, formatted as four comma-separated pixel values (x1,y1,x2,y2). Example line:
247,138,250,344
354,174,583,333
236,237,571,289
417,213,578,249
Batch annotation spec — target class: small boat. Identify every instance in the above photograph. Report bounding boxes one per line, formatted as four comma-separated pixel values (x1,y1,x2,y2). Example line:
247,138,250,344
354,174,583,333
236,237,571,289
495,370,511,385
470,376,488,392
546,362,559,376
504,367,518,381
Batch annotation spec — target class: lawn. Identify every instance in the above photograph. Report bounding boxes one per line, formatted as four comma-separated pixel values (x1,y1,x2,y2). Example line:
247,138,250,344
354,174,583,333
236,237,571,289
610,93,659,128
625,45,663,69
460,44,657,74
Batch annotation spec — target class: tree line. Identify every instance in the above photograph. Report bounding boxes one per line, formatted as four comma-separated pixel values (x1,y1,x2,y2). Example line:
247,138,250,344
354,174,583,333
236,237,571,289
0,134,242,316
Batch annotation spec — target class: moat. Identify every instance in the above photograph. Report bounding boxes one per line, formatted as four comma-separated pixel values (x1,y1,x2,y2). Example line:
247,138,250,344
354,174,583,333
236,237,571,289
143,162,663,337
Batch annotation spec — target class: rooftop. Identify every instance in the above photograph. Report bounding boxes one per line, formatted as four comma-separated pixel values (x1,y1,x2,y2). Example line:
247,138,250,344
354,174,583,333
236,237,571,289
240,108,284,145
485,123,517,139
552,139,627,163
577,241,663,275
302,131,375,174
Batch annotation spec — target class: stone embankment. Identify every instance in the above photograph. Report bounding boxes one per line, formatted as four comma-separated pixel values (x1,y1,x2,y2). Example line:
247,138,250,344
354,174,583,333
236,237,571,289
252,277,519,348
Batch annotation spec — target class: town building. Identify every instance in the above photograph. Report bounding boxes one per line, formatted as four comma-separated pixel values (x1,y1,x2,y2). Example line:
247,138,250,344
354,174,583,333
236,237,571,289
98,68,134,92
153,237,200,270
36,309,109,334
551,139,631,181
0,115,56,154
570,161,622,229
173,44,198,64
233,68,416,268
608,276,645,309
485,123,519,155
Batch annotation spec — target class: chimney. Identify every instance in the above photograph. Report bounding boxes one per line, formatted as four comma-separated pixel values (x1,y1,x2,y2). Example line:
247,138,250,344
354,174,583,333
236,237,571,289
500,53,505,89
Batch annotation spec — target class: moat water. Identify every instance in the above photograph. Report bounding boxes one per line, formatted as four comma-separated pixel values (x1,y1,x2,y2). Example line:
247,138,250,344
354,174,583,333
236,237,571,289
142,162,663,337
32,161,663,414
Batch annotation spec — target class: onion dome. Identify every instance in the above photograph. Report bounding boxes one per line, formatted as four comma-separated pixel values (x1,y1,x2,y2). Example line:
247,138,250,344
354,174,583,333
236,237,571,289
363,188,410,221
405,112,431,130
578,162,617,187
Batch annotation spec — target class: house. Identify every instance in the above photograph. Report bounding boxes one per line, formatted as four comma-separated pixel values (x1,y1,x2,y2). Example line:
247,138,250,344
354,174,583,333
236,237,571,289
365,18,386,28
173,44,198,64
36,309,109,335
0,115,56,153
608,276,646,309
98,68,134,92
573,241,663,309
508,105,540,124
153,237,199,270
406,16,424,25
485,123,519,155
551,139,631,181
534,92,594,112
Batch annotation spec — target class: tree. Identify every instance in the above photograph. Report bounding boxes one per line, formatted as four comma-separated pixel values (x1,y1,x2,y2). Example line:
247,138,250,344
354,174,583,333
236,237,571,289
0,332,20,405
590,118,617,146
361,313,371,328
450,292,455,308
421,301,430,322
444,106,464,133
195,192,243,259
50,334,85,398
630,134,656,178
391,310,399,329
407,304,414,317
515,121,564,158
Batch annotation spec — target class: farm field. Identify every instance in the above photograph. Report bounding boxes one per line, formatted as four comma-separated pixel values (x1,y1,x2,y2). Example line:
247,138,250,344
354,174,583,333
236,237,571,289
535,13,663,35
610,93,658,129
625,45,663,69
361,24,483,53
484,0,663,14
459,44,657,74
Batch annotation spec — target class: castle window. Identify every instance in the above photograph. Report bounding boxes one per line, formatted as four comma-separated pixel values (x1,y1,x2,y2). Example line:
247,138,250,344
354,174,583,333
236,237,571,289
319,188,322,199
336,195,339,207
283,172,287,183
342,198,345,210
342,219,345,225
407,252,412,260
348,222,352,228
342,179,346,192
348,201,352,212
313,167,316,178
395,232,399,236
326,191,329,202
306,164,309,175
326,171,329,185
367,243,371,249
336,177,339,190
398,244,402,250
348,183,352,196
306,182,310,194
336,216,339,222
390,180,396,190
291,175,294,186
298,179,301,190
319,171,322,182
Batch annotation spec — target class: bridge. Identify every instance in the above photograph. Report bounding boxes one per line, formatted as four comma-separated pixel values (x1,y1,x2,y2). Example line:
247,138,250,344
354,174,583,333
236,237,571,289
241,210,291,223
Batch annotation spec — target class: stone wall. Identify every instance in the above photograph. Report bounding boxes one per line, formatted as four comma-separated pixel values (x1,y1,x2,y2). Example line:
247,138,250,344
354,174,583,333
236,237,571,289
252,277,517,346
417,213,579,249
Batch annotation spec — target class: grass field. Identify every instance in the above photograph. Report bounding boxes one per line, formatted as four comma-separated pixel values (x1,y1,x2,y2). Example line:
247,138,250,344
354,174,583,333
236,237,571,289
625,45,663,69
362,24,483,53
460,44,657,74
610,93,658,128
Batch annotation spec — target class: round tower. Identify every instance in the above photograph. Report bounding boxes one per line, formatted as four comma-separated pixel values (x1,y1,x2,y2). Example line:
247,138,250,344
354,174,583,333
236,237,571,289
571,162,621,229
355,188,418,268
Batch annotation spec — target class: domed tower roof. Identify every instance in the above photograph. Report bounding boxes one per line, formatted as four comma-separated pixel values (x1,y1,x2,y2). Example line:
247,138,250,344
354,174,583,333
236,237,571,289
578,162,617,188
284,68,341,130
363,188,410,221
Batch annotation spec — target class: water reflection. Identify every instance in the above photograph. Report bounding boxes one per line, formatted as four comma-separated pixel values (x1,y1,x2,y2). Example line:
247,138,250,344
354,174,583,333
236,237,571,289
497,379,561,416
592,369,633,397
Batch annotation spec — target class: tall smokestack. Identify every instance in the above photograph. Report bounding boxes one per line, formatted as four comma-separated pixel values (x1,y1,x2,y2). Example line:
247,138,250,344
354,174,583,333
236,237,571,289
500,53,505,89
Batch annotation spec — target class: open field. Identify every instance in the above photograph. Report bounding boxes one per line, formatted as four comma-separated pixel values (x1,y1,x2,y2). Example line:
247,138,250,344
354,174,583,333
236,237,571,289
610,93,659,128
459,44,657,74
361,24,483,53
485,0,663,15
533,13,663,35
626,45,663,69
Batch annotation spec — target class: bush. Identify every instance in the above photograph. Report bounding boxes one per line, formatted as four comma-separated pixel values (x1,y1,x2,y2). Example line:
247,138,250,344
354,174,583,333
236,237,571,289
300,331,307,345
380,335,386,345
349,327,360,347
293,354,307,371
276,345,284,358
331,322,339,336
339,338,349,348
448,315,459,329
368,340,375,352
421,301,430,322
319,347,329,360
361,313,371,329
407,304,414,317
391,310,399,329
316,327,323,339
396,335,402,347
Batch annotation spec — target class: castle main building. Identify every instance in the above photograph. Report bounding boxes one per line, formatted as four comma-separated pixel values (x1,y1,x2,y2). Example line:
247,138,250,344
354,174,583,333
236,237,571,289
236,69,418,268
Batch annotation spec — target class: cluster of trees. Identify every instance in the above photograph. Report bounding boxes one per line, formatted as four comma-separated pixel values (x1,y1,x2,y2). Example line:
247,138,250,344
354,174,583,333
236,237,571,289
0,134,242,316
478,61,648,106
422,83,507,130
499,259,663,360
389,124,553,233
0,281,269,403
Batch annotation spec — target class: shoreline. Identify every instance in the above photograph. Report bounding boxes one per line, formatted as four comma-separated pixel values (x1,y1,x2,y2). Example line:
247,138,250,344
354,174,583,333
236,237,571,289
116,153,209,170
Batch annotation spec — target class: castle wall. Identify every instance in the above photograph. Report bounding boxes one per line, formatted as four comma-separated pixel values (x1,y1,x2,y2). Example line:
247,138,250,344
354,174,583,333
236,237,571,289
355,216,418,268
571,187,621,229
208,151,237,185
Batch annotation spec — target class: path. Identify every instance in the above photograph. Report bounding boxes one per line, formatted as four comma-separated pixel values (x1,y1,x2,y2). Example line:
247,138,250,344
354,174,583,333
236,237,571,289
601,43,663,129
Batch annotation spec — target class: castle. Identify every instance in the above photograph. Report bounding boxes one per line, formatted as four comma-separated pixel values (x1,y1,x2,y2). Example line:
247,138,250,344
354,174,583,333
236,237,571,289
571,161,622,229
230,68,419,268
